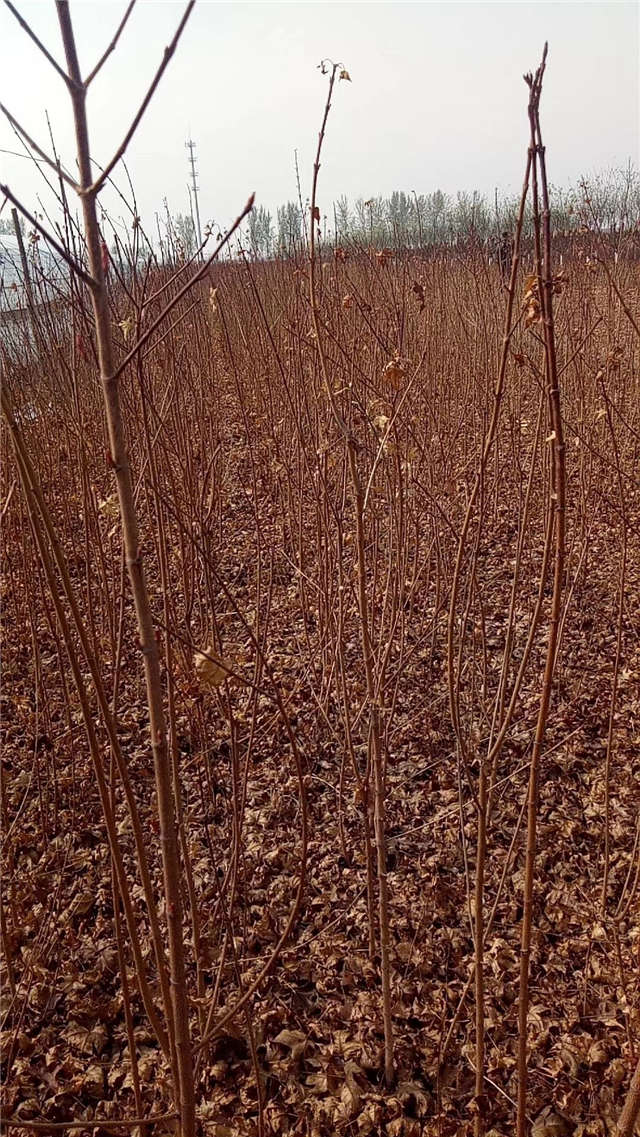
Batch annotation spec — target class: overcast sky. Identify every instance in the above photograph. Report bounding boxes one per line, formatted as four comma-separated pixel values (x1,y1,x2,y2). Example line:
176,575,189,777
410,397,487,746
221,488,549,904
1,1,638,239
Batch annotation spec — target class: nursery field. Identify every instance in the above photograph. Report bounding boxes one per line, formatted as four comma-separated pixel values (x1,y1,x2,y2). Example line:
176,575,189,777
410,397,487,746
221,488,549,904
2,231,639,1136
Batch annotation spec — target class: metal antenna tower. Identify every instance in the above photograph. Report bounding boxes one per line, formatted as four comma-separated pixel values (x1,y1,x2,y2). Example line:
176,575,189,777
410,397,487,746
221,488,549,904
185,137,203,250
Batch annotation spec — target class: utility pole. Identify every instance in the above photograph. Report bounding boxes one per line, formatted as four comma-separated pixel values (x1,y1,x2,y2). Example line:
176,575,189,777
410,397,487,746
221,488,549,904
185,137,203,252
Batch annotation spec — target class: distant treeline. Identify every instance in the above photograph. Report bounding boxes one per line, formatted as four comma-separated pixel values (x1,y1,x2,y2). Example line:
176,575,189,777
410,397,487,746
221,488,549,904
246,166,639,259
132,165,640,267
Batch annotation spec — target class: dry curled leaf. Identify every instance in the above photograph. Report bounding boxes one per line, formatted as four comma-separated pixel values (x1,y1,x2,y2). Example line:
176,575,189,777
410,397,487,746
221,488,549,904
194,647,229,688
412,280,425,311
531,1107,571,1137
274,1028,307,1061
383,359,405,388
98,494,119,522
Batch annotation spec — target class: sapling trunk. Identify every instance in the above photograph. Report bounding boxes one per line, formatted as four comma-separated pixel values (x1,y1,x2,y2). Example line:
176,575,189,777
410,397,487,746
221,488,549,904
516,46,566,1137
55,5,195,1132
308,61,395,1087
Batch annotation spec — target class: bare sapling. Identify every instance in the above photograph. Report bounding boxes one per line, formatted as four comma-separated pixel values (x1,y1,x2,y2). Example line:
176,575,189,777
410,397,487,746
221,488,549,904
308,60,395,1087
516,45,567,1137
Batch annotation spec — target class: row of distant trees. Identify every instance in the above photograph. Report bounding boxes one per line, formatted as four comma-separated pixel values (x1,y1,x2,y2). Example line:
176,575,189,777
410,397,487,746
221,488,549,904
216,165,637,260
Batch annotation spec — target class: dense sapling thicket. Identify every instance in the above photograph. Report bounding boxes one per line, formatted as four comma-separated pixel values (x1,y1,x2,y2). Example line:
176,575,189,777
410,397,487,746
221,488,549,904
1,7,639,1137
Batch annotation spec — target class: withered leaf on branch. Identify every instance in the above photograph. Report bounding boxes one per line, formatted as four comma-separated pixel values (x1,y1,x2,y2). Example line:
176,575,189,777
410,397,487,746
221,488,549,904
194,646,231,689
382,359,405,389
411,281,426,311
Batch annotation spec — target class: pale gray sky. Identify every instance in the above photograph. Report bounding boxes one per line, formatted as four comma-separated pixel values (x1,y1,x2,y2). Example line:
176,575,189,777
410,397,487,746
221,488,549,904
1,1,638,238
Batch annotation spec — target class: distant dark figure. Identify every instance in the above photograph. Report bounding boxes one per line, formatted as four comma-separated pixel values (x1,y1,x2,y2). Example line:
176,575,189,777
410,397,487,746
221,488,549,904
498,231,514,284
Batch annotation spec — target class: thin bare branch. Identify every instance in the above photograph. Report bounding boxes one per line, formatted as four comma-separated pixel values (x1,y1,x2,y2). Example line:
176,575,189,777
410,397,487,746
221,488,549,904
3,1111,178,1131
595,254,640,340
1,482,16,520
85,0,195,196
84,0,137,87
3,0,75,89
0,101,79,190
